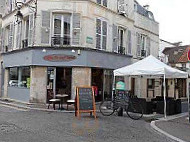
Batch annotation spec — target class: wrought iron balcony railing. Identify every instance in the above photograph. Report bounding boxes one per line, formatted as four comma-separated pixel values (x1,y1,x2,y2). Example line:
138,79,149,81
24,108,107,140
51,36,71,46
22,39,28,48
118,46,126,55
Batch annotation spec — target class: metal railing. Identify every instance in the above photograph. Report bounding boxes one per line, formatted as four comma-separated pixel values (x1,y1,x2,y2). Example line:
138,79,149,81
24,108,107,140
51,36,71,46
22,39,28,48
118,46,126,55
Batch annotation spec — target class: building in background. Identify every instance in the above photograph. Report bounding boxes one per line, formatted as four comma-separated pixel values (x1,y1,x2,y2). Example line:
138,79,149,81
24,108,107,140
159,39,175,63
0,0,6,97
0,0,159,103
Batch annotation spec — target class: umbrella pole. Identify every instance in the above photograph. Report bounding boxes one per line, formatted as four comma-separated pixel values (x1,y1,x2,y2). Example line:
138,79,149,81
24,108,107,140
112,75,116,101
164,74,167,118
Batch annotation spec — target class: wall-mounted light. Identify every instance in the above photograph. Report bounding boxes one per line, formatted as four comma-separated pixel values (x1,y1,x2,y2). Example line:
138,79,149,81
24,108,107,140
71,49,75,53
42,49,46,53
15,0,36,22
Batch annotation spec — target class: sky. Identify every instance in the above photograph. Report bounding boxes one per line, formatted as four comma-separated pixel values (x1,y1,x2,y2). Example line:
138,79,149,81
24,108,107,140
138,0,190,45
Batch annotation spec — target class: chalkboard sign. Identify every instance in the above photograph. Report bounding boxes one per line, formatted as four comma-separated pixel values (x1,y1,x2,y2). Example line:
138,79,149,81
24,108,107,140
78,88,93,110
76,87,96,118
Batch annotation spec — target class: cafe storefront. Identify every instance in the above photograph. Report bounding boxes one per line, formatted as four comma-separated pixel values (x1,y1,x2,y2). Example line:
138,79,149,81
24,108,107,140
2,47,132,103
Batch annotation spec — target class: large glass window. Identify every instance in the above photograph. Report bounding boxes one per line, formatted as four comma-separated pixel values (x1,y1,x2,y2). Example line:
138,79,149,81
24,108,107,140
52,14,71,46
9,67,30,88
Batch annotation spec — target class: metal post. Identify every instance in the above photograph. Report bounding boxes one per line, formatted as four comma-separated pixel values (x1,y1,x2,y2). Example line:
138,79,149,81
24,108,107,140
112,75,116,101
163,74,167,118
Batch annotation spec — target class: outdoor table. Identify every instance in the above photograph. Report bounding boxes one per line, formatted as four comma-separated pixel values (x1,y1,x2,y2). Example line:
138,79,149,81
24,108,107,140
55,94,69,110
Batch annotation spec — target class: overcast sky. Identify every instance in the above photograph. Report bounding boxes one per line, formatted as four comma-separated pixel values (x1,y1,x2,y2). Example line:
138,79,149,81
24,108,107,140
138,0,190,45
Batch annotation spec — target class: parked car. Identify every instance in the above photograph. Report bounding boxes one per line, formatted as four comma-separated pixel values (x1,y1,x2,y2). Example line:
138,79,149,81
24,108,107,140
9,80,18,87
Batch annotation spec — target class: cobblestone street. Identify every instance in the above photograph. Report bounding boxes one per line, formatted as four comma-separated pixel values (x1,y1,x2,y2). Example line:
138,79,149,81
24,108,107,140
0,105,173,142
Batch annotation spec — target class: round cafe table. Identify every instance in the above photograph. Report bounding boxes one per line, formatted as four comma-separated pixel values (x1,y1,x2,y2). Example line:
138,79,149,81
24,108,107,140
55,94,69,110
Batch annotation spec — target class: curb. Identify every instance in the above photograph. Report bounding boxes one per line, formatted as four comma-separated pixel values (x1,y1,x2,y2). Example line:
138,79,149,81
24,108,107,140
0,100,76,113
150,113,188,142
0,100,102,113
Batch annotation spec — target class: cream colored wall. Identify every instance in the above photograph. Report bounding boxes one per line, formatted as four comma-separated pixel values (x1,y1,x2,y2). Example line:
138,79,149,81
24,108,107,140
35,0,135,50
71,67,91,99
30,66,47,103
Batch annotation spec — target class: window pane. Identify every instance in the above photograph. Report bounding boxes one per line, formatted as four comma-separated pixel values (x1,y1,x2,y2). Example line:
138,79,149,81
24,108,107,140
9,67,30,88
96,34,101,49
96,19,101,34
103,0,107,7
63,15,71,45
97,0,101,4
102,21,107,35
54,15,61,35
63,15,71,35
9,68,18,87
102,36,107,50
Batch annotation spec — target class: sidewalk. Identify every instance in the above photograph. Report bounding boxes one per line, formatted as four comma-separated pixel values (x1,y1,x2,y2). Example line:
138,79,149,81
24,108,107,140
151,113,190,142
0,98,75,113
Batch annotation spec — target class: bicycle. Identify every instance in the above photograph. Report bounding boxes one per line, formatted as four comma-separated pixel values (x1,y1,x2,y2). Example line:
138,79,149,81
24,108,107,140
99,92,143,120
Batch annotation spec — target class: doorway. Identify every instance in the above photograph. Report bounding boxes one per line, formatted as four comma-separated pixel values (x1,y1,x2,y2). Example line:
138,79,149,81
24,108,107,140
56,67,72,99
46,67,72,103
92,68,103,102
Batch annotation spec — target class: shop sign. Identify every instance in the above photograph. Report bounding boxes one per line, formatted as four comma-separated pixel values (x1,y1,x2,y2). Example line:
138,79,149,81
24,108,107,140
86,36,93,44
116,81,126,90
43,54,76,62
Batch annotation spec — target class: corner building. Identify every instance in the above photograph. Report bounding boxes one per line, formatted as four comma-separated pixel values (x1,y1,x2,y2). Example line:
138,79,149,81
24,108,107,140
1,0,159,103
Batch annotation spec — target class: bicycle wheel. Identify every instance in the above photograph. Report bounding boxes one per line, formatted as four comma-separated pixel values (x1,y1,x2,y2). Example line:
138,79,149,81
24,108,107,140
99,100,116,116
126,101,143,120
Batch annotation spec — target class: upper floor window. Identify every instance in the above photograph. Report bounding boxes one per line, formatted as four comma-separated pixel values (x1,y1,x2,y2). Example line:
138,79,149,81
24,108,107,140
136,33,150,57
117,28,125,54
52,14,71,46
97,0,107,7
96,19,107,50
22,16,29,48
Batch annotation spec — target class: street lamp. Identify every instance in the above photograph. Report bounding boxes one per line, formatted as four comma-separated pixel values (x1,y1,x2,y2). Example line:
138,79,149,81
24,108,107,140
15,0,37,21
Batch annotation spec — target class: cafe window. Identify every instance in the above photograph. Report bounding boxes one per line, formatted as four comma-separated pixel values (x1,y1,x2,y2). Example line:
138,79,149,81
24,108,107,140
9,67,30,88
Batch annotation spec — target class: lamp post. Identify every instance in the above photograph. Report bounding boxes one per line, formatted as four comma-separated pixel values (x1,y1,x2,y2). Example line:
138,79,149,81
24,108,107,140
15,0,37,21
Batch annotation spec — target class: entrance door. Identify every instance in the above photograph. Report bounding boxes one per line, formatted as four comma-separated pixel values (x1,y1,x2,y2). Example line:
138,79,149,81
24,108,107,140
47,67,56,103
56,67,72,100
92,68,103,102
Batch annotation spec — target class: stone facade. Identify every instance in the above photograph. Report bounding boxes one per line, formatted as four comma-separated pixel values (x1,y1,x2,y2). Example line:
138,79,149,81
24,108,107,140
71,67,91,99
30,66,47,103
1,0,160,103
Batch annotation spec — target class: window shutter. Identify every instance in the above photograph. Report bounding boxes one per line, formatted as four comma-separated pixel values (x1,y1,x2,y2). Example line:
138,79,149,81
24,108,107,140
72,13,81,46
118,0,126,14
136,32,141,57
1,28,5,52
112,24,118,52
41,11,50,44
16,22,22,49
127,30,132,54
146,37,150,56
8,23,14,51
28,13,34,46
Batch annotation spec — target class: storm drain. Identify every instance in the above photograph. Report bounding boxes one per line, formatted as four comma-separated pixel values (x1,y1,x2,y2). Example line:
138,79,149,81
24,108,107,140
0,123,19,133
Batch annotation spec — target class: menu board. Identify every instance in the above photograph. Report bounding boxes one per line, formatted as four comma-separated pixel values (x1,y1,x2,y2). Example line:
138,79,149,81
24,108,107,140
78,88,93,110
76,87,96,118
